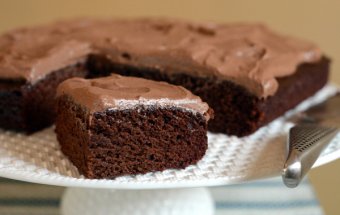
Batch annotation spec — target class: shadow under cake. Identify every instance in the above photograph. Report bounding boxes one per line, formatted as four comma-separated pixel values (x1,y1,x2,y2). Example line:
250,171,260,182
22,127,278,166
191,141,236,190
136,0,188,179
0,18,329,136
55,74,212,178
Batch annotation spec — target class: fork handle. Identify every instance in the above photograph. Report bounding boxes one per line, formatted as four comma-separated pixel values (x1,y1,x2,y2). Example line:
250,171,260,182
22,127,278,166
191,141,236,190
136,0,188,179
282,125,338,188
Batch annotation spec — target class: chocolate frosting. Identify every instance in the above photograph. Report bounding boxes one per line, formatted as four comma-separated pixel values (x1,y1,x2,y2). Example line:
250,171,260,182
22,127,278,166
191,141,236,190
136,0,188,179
57,74,211,119
0,18,322,98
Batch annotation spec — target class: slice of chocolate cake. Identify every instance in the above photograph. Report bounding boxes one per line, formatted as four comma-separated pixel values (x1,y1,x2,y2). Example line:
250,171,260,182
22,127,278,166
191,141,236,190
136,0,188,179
0,18,330,136
55,74,212,179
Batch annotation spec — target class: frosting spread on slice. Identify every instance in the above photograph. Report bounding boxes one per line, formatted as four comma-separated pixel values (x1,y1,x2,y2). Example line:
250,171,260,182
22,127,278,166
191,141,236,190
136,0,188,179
57,74,211,118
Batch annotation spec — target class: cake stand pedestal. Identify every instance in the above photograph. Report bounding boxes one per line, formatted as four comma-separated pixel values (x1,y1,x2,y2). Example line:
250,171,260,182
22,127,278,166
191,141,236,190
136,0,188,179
61,187,214,215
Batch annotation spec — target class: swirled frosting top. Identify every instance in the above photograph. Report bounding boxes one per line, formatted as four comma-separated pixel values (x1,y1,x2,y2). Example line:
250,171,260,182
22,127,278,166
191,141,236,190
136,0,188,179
57,74,211,119
0,18,323,97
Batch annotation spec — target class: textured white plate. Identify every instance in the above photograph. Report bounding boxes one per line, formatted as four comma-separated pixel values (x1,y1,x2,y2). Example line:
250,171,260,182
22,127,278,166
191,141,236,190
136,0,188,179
0,85,339,189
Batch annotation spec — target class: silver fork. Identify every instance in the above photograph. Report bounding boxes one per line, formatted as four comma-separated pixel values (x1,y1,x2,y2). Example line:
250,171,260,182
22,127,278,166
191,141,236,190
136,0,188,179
282,94,340,188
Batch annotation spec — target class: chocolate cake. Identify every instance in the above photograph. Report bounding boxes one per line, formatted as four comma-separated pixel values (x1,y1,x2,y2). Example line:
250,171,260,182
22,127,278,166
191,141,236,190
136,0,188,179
55,74,212,178
0,18,329,136
0,62,88,132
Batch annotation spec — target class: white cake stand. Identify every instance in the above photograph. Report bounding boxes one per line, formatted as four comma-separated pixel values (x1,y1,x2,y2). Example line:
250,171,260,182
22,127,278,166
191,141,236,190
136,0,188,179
0,85,339,215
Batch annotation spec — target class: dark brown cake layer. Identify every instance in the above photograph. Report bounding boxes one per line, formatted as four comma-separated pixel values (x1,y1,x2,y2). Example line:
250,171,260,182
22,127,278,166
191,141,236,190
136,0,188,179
88,55,329,136
0,18,330,135
56,95,208,178
0,62,88,133
0,53,329,136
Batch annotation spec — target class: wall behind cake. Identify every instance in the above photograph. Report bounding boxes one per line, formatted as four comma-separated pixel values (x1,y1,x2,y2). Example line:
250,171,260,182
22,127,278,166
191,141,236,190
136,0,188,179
0,0,339,214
